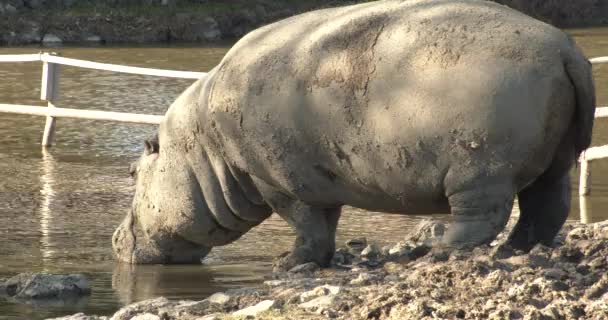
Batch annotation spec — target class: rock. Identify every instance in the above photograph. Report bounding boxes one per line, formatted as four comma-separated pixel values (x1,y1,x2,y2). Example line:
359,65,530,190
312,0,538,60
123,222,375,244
42,34,63,46
409,243,432,260
299,295,336,310
332,248,355,265
111,297,173,320
408,219,446,242
264,280,285,287
299,285,341,303
543,268,567,280
131,314,161,320
288,262,319,274
111,297,214,320
4,273,90,299
346,237,368,252
46,313,108,320
388,242,412,258
361,244,380,260
232,300,277,317
83,35,103,43
567,227,589,241
490,244,517,260
585,274,608,299
207,292,230,306
350,272,374,285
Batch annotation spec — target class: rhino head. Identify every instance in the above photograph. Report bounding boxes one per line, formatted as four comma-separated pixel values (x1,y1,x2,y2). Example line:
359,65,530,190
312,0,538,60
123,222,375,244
113,78,271,264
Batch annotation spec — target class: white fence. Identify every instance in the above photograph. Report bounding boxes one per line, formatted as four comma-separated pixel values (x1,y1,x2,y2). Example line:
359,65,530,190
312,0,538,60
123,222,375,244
0,52,206,146
579,57,608,197
0,52,606,197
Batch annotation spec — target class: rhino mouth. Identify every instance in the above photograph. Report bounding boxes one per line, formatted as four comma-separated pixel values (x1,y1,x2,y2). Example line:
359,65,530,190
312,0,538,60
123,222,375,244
112,210,211,264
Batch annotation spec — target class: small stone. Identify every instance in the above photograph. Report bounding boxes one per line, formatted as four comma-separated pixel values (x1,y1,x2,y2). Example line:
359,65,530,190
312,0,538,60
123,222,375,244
299,285,341,303
264,280,285,287
585,274,608,299
131,314,161,320
491,244,516,260
550,280,569,291
332,248,355,265
46,313,107,320
430,249,450,262
361,244,380,260
409,243,432,260
299,295,336,310
42,34,63,45
346,237,368,252
232,300,277,317
84,35,103,43
388,242,411,257
543,268,567,280
208,292,230,305
408,219,446,242
288,262,319,274
456,309,466,318
350,272,374,285
567,227,589,240
4,273,90,299
553,246,584,263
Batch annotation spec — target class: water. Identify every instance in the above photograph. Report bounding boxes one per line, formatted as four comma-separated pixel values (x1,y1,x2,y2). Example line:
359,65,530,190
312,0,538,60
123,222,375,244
0,28,607,319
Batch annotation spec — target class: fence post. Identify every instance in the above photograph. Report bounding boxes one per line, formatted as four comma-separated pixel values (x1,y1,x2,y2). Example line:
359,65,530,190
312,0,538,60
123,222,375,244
579,158,591,196
40,53,60,147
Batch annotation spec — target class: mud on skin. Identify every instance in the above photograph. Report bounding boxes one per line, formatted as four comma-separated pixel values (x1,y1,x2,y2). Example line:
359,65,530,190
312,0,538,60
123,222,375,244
112,0,595,270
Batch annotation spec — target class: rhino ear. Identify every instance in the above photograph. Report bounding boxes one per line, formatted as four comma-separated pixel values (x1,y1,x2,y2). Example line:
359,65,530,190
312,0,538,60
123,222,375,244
144,136,159,155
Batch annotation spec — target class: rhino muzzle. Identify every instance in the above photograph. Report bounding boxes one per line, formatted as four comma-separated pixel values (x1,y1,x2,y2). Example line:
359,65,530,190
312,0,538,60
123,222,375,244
112,210,211,264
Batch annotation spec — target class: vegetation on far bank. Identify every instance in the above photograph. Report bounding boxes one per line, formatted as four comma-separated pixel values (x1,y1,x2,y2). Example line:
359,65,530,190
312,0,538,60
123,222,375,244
0,0,607,46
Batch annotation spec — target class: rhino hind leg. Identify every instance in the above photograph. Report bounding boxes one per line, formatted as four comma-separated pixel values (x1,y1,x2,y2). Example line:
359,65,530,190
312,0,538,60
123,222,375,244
508,132,574,252
507,173,570,252
442,181,515,249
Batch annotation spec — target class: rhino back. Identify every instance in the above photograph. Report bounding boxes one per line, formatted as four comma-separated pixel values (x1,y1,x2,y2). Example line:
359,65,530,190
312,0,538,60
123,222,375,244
202,0,576,211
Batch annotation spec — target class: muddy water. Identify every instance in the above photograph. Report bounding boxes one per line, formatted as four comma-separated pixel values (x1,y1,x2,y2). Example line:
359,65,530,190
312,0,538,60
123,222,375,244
0,28,607,319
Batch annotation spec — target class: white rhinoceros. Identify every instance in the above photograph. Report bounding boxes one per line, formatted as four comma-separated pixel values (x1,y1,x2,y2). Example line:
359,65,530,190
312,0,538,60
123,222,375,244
113,0,595,269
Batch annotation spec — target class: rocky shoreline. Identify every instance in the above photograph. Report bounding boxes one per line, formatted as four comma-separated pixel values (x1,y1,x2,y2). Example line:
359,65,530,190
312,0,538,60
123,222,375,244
0,0,607,46
42,219,608,320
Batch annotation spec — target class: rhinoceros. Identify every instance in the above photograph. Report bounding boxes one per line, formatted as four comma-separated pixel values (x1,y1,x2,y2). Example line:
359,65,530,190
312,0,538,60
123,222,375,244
112,0,595,269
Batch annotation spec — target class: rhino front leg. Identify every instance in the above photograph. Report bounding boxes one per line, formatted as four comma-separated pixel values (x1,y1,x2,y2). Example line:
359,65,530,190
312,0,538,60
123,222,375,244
254,182,340,271
272,203,341,271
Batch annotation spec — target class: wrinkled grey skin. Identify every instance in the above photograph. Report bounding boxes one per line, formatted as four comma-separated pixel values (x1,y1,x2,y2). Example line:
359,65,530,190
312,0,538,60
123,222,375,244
113,0,595,269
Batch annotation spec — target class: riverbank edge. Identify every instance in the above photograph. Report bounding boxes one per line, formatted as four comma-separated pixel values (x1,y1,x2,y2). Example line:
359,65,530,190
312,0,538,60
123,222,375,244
45,219,608,320
1,0,607,47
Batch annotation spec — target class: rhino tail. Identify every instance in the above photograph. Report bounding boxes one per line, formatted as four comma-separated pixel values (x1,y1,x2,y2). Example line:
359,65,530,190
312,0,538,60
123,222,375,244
563,40,597,161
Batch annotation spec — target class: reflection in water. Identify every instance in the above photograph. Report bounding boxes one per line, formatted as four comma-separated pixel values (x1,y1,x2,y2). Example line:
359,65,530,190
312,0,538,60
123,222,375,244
579,196,591,224
39,149,56,268
112,263,267,306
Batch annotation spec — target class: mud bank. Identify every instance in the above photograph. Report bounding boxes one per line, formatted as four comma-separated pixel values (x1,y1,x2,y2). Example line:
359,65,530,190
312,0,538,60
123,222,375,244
47,219,608,320
0,0,606,46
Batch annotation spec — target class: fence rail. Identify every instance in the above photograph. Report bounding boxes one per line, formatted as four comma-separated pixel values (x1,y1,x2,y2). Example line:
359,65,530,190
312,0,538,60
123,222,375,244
579,57,608,198
0,52,206,147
